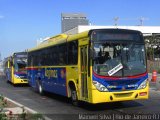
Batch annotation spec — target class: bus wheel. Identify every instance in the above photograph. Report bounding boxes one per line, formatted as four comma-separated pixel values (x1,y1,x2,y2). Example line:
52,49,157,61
6,79,10,83
71,89,79,106
37,81,44,95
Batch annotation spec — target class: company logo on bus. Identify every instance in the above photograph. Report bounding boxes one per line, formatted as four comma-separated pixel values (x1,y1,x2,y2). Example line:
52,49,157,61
60,69,66,79
45,69,58,79
107,85,117,89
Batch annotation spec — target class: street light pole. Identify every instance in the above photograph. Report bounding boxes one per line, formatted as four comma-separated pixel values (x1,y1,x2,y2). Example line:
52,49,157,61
114,17,119,26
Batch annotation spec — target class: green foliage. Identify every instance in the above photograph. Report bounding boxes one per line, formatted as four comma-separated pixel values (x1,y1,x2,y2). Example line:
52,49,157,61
0,95,7,108
27,113,45,120
146,48,154,60
158,69,160,74
19,112,27,120
0,113,7,120
0,95,4,101
0,95,7,120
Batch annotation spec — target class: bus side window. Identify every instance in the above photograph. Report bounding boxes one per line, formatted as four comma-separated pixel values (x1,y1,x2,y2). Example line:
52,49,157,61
67,41,78,65
53,46,58,65
58,44,67,65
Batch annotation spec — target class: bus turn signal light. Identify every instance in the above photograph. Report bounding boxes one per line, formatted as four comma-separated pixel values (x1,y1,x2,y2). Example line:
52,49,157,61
139,92,147,96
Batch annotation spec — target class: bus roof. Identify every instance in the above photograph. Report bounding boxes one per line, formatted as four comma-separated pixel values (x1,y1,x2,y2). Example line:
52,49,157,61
28,28,142,52
13,51,27,55
28,31,89,52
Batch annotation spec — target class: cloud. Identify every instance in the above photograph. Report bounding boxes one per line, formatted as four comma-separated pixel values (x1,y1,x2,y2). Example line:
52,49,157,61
0,15,4,19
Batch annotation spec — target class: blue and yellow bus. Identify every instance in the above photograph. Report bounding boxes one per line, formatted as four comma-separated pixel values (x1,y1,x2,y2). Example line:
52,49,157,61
4,52,28,85
27,29,148,105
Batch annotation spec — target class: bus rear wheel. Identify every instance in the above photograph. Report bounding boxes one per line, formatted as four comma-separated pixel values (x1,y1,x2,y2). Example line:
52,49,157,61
37,80,44,95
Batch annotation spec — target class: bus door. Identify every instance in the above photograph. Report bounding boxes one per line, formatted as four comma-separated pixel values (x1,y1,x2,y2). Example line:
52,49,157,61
79,38,89,100
6,60,11,81
9,60,13,82
11,59,15,83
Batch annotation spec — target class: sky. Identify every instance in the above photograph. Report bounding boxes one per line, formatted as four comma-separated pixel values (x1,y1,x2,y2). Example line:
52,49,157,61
0,0,160,59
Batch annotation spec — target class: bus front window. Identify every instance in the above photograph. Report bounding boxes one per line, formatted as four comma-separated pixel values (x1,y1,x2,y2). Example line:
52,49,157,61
122,44,146,76
14,58,27,73
93,43,146,77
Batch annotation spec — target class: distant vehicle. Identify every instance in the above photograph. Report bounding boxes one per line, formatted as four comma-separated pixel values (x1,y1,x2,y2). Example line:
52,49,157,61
0,62,4,75
27,29,148,106
0,68,3,73
4,52,28,84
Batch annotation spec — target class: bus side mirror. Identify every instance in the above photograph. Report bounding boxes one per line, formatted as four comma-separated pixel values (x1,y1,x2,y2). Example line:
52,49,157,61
10,62,13,66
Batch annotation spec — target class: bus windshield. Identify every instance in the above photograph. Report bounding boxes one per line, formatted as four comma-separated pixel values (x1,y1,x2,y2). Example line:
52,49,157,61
14,58,27,73
93,42,146,77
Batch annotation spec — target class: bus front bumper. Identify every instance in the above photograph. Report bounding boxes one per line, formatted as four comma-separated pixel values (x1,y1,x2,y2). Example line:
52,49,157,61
90,85,149,104
13,78,28,84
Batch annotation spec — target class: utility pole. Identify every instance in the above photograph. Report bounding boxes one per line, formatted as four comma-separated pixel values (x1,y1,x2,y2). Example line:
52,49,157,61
114,17,119,26
140,17,144,26
139,17,149,26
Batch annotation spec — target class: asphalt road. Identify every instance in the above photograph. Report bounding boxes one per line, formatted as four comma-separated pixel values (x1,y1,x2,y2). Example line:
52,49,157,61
0,75,160,120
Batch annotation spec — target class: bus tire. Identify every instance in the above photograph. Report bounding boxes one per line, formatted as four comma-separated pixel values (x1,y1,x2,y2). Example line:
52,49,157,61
5,75,9,83
6,79,10,83
37,80,44,95
71,88,79,106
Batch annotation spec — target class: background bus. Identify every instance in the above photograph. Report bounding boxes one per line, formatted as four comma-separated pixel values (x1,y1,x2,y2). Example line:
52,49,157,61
27,29,148,105
4,52,28,85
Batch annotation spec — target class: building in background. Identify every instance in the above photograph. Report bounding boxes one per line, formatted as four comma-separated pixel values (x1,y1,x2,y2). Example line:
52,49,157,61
61,13,89,33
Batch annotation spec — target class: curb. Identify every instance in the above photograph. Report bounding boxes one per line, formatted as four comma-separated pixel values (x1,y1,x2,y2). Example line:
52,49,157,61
5,97,37,114
5,97,52,120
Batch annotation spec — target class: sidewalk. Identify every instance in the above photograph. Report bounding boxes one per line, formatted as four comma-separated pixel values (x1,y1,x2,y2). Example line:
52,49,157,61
0,95,51,120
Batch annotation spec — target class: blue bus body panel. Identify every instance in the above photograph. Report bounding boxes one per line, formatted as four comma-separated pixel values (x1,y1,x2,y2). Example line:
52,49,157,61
27,67,67,96
27,69,38,88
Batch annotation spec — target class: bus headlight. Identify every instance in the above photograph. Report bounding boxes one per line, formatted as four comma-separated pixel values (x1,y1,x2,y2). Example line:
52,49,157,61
137,79,148,89
93,81,108,92
14,75,21,79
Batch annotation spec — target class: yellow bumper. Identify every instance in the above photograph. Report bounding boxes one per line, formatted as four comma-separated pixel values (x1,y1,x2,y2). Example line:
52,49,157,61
90,85,149,104
13,78,28,84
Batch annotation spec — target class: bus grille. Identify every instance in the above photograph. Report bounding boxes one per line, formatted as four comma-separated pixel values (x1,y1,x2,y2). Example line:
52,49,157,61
114,92,133,98
20,76,27,79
